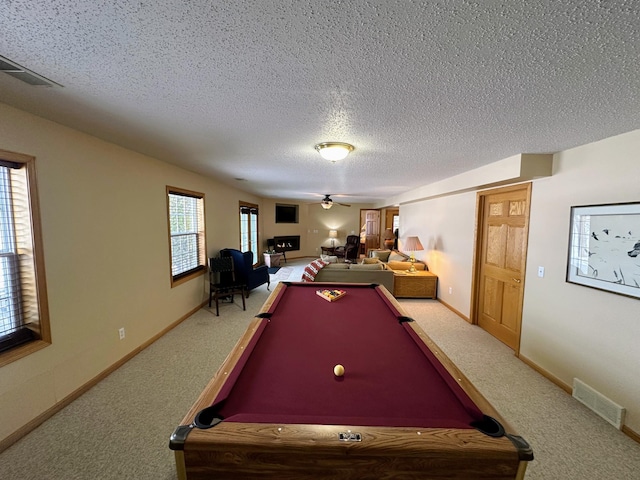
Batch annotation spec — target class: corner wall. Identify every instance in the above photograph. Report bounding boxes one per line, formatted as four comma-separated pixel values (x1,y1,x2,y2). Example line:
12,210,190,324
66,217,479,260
260,199,367,258
400,129,640,435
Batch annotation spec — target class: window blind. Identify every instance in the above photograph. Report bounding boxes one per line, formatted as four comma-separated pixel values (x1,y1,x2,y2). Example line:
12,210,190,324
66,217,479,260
0,162,39,348
168,190,205,280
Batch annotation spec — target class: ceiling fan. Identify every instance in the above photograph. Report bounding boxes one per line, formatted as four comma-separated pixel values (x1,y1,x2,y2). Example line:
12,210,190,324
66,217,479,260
317,194,351,210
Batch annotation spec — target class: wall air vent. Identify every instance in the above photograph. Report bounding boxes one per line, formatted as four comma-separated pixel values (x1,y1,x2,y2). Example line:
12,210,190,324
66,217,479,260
0,55,62,87
572,378,626,429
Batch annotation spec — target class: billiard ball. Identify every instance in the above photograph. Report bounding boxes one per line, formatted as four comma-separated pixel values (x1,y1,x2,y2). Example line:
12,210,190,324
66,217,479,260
334,364,345,376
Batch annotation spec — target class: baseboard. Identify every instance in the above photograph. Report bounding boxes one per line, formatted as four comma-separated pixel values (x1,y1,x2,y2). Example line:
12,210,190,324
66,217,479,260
622,425,640,443
517,354,572,394
437,298,471,323
0,301,206,454
518,353,640,444
429,303,640,445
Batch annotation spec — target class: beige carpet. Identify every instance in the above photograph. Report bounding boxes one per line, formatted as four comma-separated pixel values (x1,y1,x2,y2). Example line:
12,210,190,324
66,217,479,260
0,258,638,479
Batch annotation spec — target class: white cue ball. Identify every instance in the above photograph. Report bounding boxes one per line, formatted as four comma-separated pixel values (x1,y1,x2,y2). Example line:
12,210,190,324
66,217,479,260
334,364,345,376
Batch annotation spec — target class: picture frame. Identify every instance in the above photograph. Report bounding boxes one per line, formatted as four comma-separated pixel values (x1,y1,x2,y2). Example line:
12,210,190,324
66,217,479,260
566,202,640,299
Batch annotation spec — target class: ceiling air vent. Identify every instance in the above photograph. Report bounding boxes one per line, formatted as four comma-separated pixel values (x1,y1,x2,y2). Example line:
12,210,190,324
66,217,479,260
0,55,62,87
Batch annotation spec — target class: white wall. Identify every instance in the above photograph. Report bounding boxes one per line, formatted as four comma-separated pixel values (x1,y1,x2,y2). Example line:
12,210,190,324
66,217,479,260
0,102,261,443
400,129,640,434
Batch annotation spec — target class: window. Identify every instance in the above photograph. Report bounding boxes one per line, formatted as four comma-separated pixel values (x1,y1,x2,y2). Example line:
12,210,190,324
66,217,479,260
167,187,206,287
239,202,259,265
0,149,50,366
392,214,400,234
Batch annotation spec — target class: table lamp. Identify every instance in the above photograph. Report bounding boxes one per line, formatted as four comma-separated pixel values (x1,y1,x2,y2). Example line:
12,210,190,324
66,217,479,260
329,229,338,247
403,236,424,273
383,228,395,249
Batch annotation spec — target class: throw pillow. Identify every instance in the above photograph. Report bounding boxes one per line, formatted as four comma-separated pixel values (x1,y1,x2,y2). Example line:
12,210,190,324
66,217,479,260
361,257,381,264
388,251,409,262
321,255,338,263
370,250,392,262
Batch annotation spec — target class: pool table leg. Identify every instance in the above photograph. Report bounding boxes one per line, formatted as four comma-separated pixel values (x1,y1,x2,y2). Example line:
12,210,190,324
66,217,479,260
174,451,187,480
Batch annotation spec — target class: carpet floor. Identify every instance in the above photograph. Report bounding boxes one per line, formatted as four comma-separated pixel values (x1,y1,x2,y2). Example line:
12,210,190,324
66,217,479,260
1,257,638,479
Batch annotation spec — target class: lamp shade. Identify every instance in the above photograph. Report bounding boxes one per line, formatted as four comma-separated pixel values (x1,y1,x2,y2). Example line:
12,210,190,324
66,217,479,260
383,228,394,240
329,230,338,238
403,236,424,252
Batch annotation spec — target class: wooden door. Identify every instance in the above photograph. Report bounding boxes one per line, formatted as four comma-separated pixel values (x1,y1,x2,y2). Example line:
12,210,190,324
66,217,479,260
474,184,531,352
363,210,381,254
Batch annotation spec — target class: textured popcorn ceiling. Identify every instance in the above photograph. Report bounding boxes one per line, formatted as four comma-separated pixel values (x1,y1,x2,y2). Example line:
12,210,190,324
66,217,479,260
1,1,639,204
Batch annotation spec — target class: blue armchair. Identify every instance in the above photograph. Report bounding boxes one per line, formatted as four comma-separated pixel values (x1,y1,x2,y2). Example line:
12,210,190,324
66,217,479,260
220,248,270,297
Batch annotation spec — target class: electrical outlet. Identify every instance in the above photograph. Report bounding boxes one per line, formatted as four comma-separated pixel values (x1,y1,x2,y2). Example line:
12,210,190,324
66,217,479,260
448,287,453,295
118,328,125,340
538,266,545,278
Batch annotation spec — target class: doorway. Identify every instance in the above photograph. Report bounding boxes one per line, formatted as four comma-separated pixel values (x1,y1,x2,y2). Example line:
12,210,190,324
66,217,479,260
360,209,381,256
472,183,531,353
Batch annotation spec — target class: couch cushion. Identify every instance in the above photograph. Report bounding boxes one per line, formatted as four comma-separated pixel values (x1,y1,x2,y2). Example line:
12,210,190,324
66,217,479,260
388,260,426,271
370,249,392,262
324,262,350,270
350,263,384,270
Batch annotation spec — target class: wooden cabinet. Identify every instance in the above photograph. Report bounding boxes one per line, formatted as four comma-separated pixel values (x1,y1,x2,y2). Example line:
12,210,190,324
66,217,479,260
393,271,438,298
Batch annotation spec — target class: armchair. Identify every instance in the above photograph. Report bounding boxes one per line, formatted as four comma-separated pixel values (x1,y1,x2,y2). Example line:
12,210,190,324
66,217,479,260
344,235,360,262
220,248,270,297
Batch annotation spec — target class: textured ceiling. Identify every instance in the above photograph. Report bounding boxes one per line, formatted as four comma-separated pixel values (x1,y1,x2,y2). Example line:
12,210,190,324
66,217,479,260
1,1,639,204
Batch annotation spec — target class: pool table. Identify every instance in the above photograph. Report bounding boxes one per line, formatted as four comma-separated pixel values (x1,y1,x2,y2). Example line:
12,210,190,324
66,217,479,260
170,282,533,479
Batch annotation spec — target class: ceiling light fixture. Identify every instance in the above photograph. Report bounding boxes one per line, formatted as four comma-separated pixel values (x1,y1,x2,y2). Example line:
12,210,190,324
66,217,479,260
314,142,354,162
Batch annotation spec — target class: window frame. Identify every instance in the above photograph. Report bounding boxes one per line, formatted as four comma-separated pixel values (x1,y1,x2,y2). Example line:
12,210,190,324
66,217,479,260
166,186,206,287
0,148,50,367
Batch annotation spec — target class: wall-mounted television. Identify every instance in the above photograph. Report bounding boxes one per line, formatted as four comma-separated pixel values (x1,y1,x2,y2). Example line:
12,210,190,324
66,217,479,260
275,203,299,223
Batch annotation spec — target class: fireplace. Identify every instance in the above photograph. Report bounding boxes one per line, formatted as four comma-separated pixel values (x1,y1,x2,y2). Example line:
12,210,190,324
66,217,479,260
270,235,300,253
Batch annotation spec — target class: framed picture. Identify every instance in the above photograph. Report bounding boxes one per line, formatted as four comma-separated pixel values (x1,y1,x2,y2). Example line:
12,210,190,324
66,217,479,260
567,202,640,299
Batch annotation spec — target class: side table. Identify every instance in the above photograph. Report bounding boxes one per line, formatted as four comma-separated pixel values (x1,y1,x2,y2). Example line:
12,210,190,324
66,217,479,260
263,253,283,268
393,271,438,298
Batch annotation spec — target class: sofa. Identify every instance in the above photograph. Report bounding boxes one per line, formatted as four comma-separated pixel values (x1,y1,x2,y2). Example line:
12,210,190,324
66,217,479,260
311,261,395,293
368,249,427,271
220,248,270,296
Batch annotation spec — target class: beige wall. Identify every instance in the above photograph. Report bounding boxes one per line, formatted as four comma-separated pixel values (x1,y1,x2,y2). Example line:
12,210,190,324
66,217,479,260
3,95,638,444
261,199,367,258
400,192,477,314
0,102,260,442
400,129,640,434
523,130,640,433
